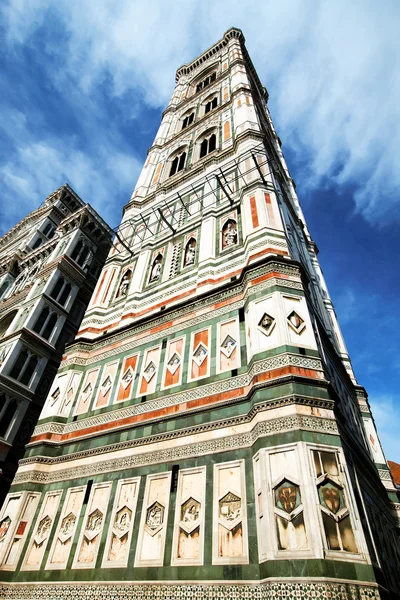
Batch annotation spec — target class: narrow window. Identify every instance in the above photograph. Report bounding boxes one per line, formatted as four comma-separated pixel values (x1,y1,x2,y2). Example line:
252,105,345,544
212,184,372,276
0,398,17,437
58,283,72,306
170,156,179,177
50,277,64,301
209,133,216,153
19,355,38,385
9,350,29,380
212,97,218,110
71,240,83,261
178,151,186,172
200,138,208,159
32,307,50,334
32,237,43,250
41,312,58,340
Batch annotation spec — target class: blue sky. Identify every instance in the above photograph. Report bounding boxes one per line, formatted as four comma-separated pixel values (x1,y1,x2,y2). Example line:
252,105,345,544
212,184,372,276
0,1,399,460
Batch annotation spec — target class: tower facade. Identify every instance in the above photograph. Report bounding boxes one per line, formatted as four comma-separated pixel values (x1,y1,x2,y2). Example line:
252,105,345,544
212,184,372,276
0,185,113,501
1,28,399,600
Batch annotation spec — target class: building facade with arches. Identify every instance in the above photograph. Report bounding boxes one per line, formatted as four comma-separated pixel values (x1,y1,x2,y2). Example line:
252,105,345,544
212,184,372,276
0,185,113,501
0,27,400,600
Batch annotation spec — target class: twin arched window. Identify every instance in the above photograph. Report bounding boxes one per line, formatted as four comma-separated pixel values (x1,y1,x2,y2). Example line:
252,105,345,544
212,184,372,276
169,150,187,177
0,394,17,438
50,276,72,306
182,112,194,130
9,349,39,386
200,133,217,159
205,97,218,114
196,72,216,93
32,306,58,341
70,239,93,268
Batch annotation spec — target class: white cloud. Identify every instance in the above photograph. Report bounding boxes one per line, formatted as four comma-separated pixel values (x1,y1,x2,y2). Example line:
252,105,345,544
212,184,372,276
1,0,399,227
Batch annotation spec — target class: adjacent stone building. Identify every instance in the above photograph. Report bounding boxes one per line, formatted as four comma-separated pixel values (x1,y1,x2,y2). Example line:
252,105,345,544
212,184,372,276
0,185,113,501
0,28,399,600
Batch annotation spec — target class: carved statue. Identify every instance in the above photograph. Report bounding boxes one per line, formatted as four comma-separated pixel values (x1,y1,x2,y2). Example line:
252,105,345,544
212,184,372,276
184,240,196,266
224,222,237,247
118,273,130,297
150,258,162,282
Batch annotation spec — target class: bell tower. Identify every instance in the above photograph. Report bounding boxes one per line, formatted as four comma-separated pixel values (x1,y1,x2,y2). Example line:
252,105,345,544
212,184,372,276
1,27,399,600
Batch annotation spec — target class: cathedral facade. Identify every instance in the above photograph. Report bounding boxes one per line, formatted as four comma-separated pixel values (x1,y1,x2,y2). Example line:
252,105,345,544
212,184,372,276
0,28,399,600
0,186,113,501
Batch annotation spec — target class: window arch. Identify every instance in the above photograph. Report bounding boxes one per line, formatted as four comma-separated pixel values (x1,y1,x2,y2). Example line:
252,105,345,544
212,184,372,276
199,132,217,159
169,149,187,177
0,311,17,338
32,306,58,341
0,395,17,438
70,239,93,268
196,71,216,93
9,348,39,386
205,97,218,114
182,111,194,130
50,275,72,306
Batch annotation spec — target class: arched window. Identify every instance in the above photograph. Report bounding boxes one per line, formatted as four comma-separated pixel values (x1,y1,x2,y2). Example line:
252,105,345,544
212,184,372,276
0,311,17,338
169,150,187,177
32,306,58,341
205,97,218,114
50,276,72,306
71,240,83,261
196,71,216,93
71,240,92,268
9,348,39,386
42,222,53,237
19,355,38,385
182,112,194,130
199,133,217,159
0,396,17,438
32,307,50,334
31,237,43,250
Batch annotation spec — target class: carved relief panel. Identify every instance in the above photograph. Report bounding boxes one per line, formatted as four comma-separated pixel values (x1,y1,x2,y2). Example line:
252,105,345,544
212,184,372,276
217,317,240,373
102,477,140,568
138,346,161,396
135,471,172,567
162,337,184,389
171,467,206,566
116,353,139,402
75,368,100,415
212,460,248,565
46,486,85,570
311,449,360,556
94,361,119,409
189,327,211,381
0,492,41,570
72,482,112,569
22,490,63,570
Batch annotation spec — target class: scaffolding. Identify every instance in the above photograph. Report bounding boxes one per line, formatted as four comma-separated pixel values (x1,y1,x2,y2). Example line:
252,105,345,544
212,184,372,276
112,142,278,255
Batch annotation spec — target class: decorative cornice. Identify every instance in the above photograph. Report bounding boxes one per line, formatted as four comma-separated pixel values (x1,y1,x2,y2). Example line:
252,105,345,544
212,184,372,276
16,413,336,484
0,580,381,600
27,393,334,457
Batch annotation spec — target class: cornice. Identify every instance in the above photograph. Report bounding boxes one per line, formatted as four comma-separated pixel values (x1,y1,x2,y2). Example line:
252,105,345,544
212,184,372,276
175,27,244,81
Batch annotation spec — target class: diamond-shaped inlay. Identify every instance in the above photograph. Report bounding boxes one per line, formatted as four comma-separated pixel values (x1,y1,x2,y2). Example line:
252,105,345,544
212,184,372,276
287,310,305,334
65,387,74,406
81,382,93,402
220,334,236,358
258,313,275,336
35,515,52,544
167,353,181,375
143,361,156,383
50,387,60,406
219,492,241,521
100,375,112,396
192,343,208,366
146,501,164,530
121,367,134,389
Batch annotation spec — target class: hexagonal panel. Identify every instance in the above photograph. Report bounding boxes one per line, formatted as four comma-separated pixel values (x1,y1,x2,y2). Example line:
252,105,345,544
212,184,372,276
274,480,300,514
181,497,200,523
219,492,241,521
146,501,164,530
319,481,343,514
35,515,52,543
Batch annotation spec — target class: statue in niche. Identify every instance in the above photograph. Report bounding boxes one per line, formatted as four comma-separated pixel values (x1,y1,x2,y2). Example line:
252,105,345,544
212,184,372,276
184,238,196,266
223,220,238,248
118,270,132,297
150,255,162,282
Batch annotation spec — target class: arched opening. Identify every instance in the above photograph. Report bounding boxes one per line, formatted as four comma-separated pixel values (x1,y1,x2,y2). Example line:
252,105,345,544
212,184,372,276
205,97,218,114
117,269,132,298
0,397,17,438
169,150,187,177
19,355,38,386
58,282,72,305
71,240,84,262
199,133,216,159
182,112,194,130
32,307,50,335
149,254,163,282
41,312,58,340
0,311,17,338
222,219,238,249
184,238,197,267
